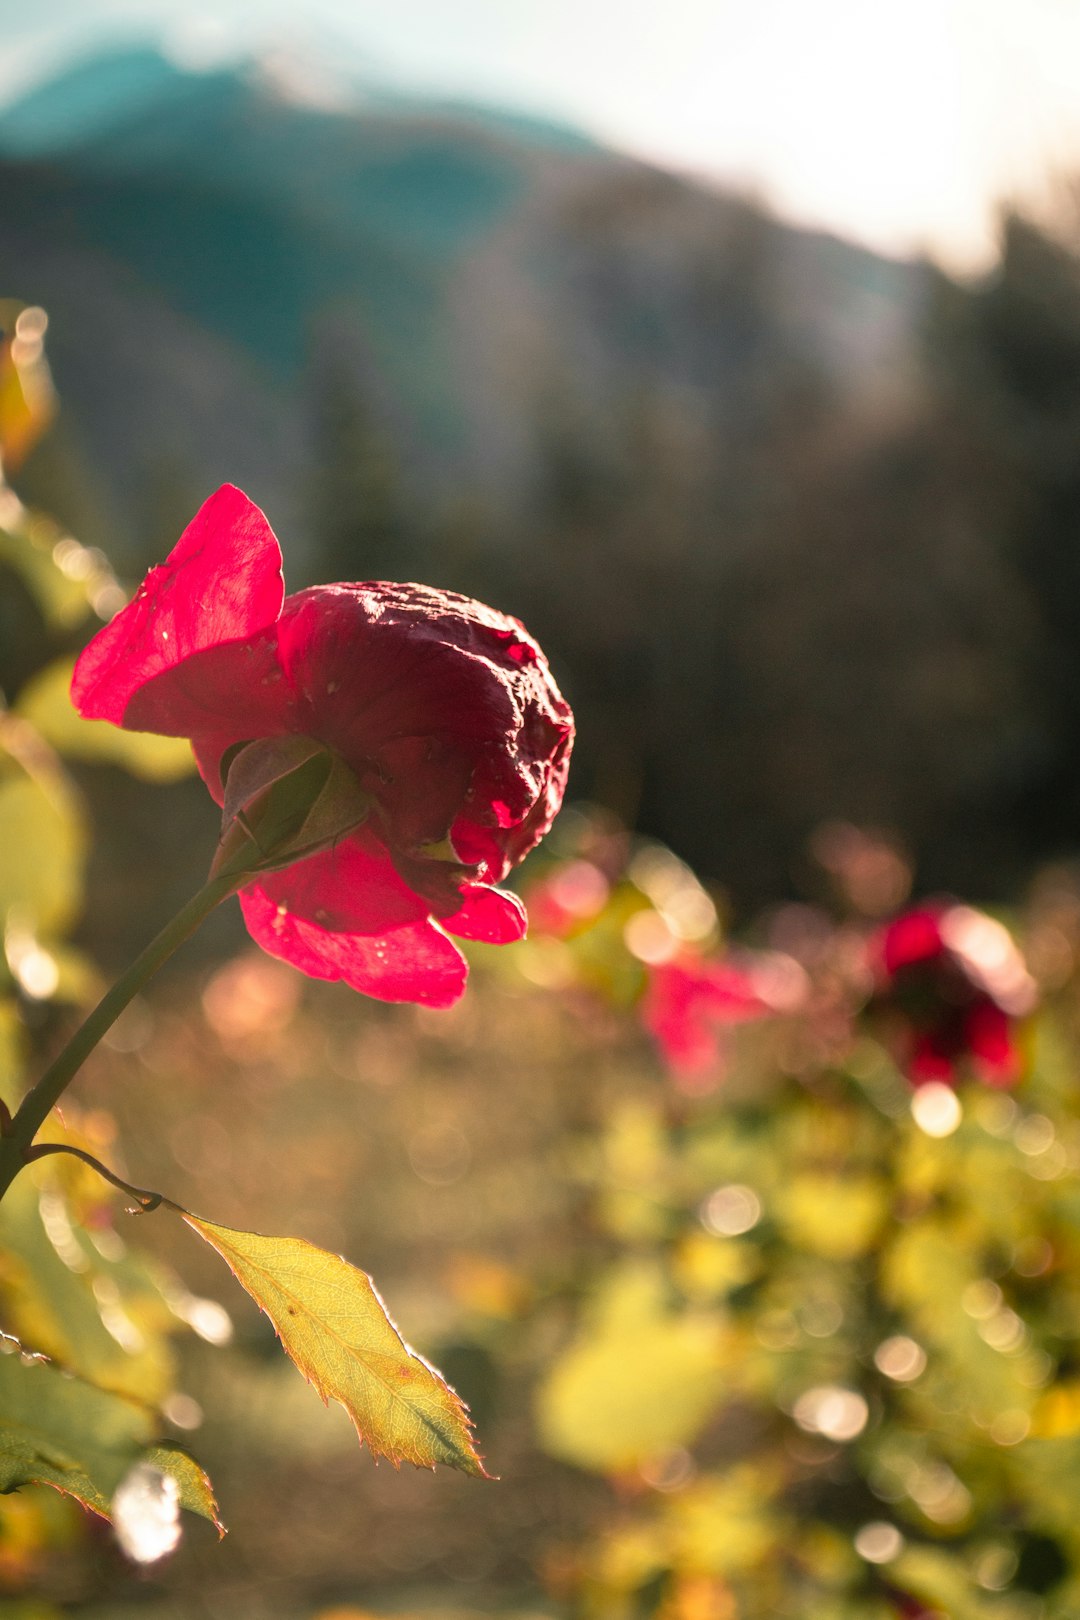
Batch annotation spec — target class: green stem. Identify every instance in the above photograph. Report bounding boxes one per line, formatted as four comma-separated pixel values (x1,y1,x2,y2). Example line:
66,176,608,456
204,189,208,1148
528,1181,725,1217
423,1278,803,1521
24,1143,174,1213
0,870,241,1203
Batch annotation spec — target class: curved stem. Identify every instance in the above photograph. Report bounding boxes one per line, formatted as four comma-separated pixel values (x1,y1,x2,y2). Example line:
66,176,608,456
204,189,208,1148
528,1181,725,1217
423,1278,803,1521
0,870,241,1203
24,1143,174,1213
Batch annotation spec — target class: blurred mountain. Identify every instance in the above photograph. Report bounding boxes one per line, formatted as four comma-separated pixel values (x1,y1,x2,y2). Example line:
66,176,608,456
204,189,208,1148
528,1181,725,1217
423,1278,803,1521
2,42,1036,902
0,44,921,554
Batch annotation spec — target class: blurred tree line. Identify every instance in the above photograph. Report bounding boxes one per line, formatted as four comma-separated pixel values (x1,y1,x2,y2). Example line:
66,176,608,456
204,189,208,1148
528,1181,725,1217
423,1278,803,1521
303,186,1080,912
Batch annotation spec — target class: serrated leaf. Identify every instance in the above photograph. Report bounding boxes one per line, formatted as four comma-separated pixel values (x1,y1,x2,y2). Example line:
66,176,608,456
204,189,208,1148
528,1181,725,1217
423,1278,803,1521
144,1442,224,1536
182,1215,489,1477
0,1352,222,1538
15,658,194,782
0,1348,149,1515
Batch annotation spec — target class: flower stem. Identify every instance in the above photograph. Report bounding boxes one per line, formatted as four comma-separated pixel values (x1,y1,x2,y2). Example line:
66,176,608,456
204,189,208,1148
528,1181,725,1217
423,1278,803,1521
24,1143,173,1212
0,870,241,1203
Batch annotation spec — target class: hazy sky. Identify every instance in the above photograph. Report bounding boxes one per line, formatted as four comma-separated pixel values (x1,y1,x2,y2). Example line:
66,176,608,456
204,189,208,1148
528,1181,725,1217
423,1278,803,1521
3,0,1080,271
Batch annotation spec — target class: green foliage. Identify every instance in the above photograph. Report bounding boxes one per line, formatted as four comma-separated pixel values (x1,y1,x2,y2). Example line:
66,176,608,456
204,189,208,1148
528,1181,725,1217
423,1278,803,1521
0,1346,220,1533
14,659,193,783
0,334,221,1583
0,722,85,945
0,1348,156,1515
512,830,1080,1619
0,1159,175,1406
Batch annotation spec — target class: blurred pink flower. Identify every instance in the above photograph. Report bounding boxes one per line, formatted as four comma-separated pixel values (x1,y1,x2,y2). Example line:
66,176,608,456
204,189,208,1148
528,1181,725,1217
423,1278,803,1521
72,485,573,1006
872,902,1036,1087
525,858,610,938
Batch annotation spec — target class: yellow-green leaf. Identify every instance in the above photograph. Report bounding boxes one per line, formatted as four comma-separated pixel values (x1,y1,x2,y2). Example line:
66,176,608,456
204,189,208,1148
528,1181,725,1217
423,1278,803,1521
0,1350,222,1538
15,659,194,782
772,1172,888,1260
144,1442,224,1536
0,720,85,939
0,1172,174,1408
182,1215,489,1477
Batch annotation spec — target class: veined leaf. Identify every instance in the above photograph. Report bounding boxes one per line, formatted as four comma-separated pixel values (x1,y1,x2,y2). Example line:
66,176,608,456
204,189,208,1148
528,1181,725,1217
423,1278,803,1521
182,1215,489,1477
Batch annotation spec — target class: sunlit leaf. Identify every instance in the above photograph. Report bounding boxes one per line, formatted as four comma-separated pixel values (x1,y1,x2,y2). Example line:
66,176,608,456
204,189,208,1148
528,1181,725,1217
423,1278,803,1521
0,1000,26,1114
182,1215,488,1476
0,720,85,940
1032,1382,1080,1439
595,1099,673,1241
0,1349,221,1543
0,301,56,471
0,1170,174,1407
667,1465,784,1578
889,1545,987,1620
536,1260,727,1473
880,1216,1042,1419
672,1230,760,1302
1012,1436,1080,1546
15,658,194,782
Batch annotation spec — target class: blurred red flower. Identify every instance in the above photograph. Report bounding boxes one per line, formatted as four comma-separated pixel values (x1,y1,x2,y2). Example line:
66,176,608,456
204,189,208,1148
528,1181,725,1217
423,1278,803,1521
642,951,778,1087
72,485,573,1006
872,902,1036,1087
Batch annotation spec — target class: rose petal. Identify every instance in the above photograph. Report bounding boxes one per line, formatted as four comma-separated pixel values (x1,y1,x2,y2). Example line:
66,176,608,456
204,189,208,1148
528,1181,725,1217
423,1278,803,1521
244,831,431,935
123,632,293,739
442,885,528,944
69,485,574,1010
239,888,468,1007
966,1000,1020,1086
72,486,285,725
880,908,945,974
274,587,521,749
268,587,573,862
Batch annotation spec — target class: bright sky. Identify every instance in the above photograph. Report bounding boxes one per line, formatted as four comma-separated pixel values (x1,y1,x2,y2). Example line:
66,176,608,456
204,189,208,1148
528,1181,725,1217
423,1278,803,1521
4,0,1080,271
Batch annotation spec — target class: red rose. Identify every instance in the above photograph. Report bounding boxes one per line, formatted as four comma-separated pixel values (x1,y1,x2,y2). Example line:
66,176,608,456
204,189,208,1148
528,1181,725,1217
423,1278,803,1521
72,486,573,1006
872,903,1035,1087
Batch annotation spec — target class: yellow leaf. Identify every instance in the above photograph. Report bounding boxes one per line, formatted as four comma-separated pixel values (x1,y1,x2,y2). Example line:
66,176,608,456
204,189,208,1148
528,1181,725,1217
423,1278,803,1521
772,1172,888,1260
667,1465,783,1578
182,1215,489,1477
536,1261,727,1473
672,1231,760,1302
1031,1381,1080,1438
